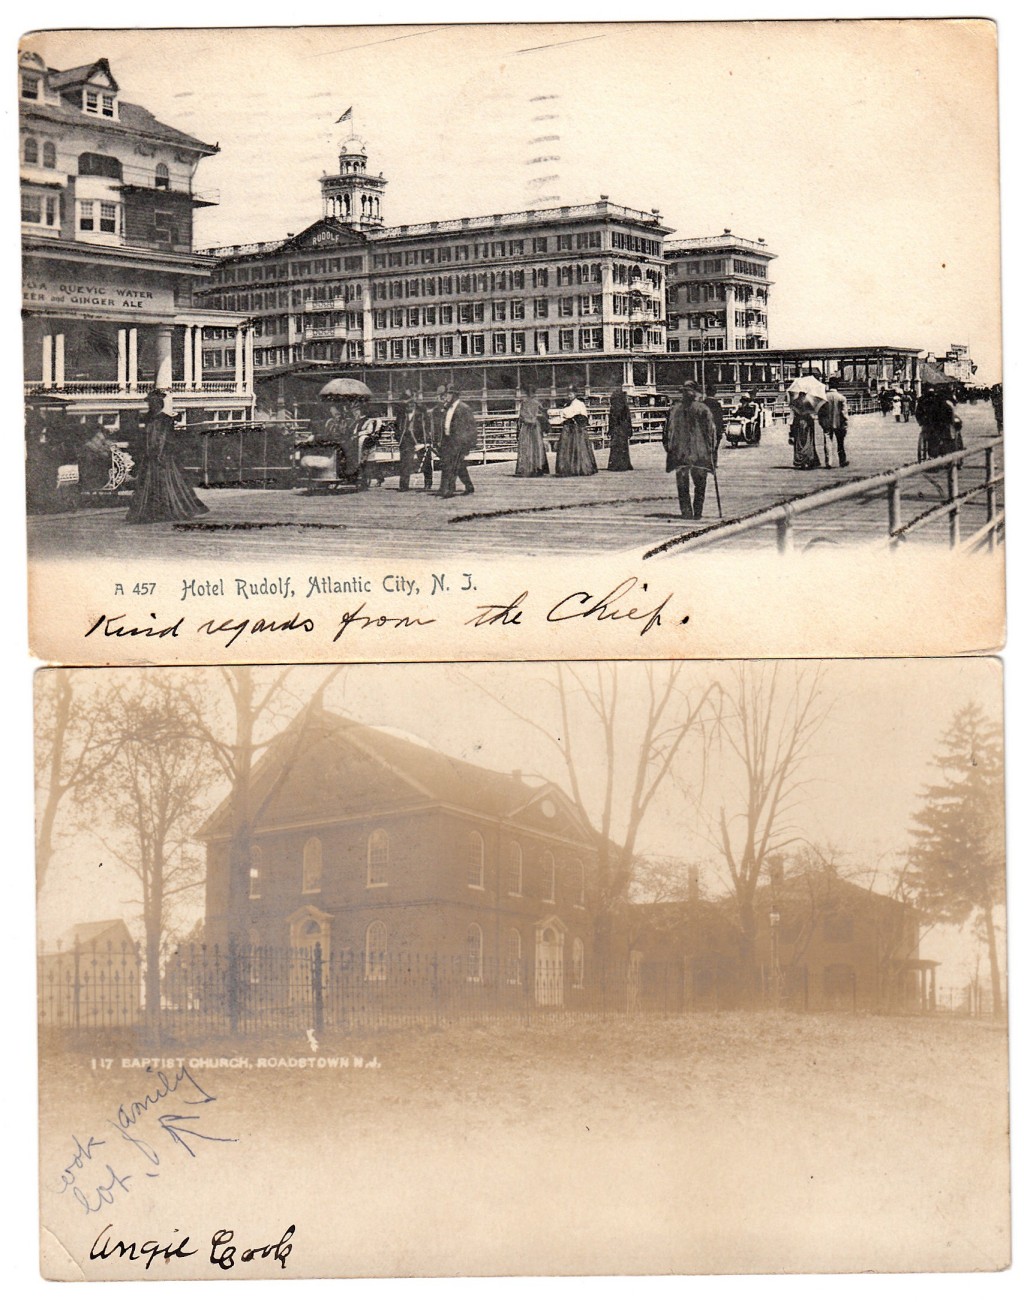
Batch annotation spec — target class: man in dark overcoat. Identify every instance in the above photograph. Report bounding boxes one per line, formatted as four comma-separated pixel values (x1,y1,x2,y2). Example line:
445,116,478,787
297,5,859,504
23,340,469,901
438,386,478,498
396,388,425,491
663,380,717,520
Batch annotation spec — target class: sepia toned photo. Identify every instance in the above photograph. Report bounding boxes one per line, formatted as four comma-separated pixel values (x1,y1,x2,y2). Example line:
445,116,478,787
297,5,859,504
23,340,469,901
18,20,1005,665
36,659,1009,1278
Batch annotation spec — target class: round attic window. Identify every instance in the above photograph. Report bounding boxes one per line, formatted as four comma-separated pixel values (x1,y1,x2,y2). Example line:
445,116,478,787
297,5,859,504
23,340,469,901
540,798,556,818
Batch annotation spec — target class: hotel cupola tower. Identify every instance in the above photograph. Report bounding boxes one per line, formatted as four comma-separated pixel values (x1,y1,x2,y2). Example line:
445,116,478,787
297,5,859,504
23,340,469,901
320,136,386,229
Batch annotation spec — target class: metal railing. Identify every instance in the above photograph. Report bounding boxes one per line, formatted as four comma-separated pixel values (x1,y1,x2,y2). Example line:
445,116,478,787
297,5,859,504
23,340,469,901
38,939,944,1040
646,437,1004,556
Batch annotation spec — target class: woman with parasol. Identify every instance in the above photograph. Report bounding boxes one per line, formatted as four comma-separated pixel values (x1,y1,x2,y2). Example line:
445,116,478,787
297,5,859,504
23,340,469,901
316,378,380,487
786,370,827,470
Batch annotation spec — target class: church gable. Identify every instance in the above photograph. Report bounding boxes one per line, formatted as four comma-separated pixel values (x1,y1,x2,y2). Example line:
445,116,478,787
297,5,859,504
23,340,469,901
508,787,594,847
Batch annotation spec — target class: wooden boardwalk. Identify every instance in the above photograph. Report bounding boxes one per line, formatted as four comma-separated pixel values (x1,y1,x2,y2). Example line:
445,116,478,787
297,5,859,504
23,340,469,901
28,407,1002,561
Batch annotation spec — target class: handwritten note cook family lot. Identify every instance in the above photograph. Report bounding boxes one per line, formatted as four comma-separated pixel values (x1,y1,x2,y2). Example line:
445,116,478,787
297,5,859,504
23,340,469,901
50,1054,380,1278
29,548,1008,663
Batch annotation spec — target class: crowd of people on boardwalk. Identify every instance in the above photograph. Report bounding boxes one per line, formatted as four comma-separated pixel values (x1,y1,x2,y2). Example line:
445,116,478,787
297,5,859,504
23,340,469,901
26,367,1003,525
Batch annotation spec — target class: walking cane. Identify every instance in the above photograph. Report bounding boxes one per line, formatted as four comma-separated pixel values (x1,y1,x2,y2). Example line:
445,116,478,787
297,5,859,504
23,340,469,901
711,453,723,519
708,460,724,515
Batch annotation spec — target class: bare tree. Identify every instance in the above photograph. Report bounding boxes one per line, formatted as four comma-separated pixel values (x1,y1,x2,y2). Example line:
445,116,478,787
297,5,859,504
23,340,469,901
34,669,115,894
709,663,830,996
76,674,216,1019
176,667,344,943
466,663,716,957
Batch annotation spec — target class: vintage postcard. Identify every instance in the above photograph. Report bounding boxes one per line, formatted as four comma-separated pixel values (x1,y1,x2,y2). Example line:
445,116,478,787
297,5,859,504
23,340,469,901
36,659,1009,1278
18,19,1004,666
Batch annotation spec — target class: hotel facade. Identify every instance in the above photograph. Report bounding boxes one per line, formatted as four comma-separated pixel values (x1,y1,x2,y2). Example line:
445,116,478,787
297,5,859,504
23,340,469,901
197,138,923,412
196,136,673,403
19,49,256,429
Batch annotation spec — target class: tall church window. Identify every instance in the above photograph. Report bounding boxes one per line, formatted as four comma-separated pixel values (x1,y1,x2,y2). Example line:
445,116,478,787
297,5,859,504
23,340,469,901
542,851,556,903
365,921,388,981
467,831,485,889
508,843,523,896
367,829,389,887
507,929,522,985
302,836,323,894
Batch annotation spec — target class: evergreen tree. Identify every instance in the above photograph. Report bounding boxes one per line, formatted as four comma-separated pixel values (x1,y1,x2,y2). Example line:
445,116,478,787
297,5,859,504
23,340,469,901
907,703,1005,1017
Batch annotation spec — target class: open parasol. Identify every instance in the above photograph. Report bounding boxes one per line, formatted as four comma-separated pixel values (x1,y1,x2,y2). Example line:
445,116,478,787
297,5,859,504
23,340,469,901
319,377,373,401
785,373,827,413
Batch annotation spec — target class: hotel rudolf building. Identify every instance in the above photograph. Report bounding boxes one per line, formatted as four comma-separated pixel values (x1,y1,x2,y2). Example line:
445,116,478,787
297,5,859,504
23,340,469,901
195,135,693,403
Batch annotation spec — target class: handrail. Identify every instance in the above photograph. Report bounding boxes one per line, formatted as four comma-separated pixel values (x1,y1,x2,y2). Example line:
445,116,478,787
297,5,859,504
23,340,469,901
645,438,1003,557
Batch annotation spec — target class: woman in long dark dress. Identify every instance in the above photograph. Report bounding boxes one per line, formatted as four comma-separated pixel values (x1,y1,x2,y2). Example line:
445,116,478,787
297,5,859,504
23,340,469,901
513,385,549,477
606,386,634,471
788,394,822,470
126,389,209,523
555,388,598,477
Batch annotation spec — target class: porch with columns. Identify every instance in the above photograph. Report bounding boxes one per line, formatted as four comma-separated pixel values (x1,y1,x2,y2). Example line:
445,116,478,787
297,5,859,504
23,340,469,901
28,314,255,404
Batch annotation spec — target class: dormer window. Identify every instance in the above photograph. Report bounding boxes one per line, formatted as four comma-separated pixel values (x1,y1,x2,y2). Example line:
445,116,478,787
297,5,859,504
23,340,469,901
83,87,116,118
21,73,40,101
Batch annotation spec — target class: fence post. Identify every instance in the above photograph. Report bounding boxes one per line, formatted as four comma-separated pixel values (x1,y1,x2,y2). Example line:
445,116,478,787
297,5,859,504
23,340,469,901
887,478,902,544
985,445,996,550
947,460,961,548
227,938,239,1036
775,507,793,555
312,942,324,1035
73,938,81,1032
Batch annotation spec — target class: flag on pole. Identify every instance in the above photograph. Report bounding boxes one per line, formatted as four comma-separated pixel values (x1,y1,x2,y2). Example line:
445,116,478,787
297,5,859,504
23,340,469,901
336,106,353,124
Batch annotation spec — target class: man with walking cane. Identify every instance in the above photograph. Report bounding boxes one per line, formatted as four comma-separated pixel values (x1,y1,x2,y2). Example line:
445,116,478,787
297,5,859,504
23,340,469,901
663,380,721,521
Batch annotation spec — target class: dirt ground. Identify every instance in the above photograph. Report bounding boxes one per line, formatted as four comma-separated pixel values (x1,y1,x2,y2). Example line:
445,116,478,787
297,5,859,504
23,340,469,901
39,1012,1009,1279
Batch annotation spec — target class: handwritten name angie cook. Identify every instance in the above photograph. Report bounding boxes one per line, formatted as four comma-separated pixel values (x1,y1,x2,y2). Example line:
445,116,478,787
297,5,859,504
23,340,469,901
89,1223,295,1271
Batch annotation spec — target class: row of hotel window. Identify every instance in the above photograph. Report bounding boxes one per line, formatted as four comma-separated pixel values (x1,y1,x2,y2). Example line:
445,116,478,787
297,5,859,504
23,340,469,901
208,263,661,312
370,328,666,360
22,139,176,192
668,284,769,306
242,326,661,367
372,230,603,266
352,921,586,986
369,229,655,264
211,235,653,287
21,192,121,234
250,833,589,905
667,312,769,330
674,257,768,278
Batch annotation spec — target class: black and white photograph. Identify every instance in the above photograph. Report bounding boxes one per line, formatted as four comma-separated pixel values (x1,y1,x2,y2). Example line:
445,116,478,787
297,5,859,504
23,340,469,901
35,659,1008,1279
18,19,1005,665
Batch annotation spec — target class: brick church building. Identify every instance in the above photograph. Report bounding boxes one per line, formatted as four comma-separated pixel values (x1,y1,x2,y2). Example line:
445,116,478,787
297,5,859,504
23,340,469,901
200,707,599,1004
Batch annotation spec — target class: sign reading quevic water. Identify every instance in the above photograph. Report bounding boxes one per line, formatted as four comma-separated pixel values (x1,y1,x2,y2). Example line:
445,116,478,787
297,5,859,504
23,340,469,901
22,275,174,315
